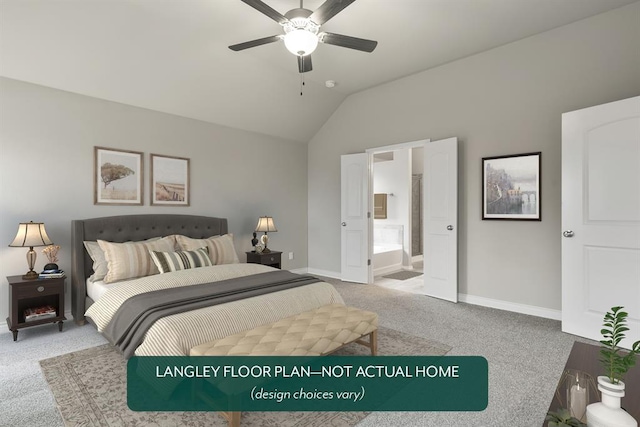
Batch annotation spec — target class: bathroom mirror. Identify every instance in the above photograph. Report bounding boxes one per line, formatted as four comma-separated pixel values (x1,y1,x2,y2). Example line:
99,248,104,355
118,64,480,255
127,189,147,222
374,193,387,219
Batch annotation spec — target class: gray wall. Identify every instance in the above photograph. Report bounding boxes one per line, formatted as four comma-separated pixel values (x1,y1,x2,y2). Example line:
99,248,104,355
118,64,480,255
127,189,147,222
0,77,308,323
308,3,640,311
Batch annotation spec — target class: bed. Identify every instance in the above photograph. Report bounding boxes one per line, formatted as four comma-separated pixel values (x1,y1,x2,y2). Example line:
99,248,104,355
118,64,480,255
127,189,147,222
71,214,344,357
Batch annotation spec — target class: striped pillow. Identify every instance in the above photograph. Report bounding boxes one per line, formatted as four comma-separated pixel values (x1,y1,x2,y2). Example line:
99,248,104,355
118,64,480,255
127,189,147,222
84,237,162,282
175,234,240,265
98,236,176,283
150,247,212,273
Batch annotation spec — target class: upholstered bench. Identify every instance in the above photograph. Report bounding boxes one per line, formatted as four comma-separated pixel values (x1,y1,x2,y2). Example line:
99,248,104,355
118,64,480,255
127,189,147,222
191,303,378,357
190,303,378,427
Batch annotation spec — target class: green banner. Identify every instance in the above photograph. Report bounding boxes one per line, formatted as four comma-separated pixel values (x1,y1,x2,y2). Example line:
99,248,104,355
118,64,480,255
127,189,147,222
127,356,488,412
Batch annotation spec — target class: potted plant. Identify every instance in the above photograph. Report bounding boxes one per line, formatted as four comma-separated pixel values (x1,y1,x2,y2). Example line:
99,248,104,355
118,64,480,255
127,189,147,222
586,306,640,427
546,408,587,427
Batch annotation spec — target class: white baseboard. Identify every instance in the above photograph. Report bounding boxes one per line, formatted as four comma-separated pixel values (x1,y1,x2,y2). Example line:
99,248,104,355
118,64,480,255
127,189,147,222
411,255,423,263
289,267,308,275
306,268,342,280
458,293,561,321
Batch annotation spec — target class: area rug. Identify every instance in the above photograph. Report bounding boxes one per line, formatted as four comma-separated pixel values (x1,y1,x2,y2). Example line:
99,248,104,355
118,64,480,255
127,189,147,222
382,271,423,280
40,327,450,427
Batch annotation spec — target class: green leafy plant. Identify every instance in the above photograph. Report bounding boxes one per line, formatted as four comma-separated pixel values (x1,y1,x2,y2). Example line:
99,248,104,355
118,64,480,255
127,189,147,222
599,306,640,384
545,408,586,427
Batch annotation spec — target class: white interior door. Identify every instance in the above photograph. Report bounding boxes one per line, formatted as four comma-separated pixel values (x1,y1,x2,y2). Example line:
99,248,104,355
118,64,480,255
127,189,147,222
562,96,640,349
341,153,371,283
423,138,458,302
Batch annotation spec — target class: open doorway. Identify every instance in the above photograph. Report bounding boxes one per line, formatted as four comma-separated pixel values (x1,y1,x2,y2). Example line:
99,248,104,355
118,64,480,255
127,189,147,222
370,146,424,292
342,137,458,301
411,146,424,265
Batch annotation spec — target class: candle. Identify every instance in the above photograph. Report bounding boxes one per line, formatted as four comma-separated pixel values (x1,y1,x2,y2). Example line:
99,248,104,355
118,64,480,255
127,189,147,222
570,382,588,421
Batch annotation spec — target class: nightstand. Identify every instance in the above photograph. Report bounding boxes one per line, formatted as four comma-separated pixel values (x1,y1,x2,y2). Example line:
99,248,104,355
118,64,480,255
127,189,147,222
246,251,282,269
6,275,66,341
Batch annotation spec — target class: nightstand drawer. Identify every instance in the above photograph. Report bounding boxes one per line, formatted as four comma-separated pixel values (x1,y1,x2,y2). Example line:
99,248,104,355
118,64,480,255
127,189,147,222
14,280,63,298
261,255,279,265
246,251,282,269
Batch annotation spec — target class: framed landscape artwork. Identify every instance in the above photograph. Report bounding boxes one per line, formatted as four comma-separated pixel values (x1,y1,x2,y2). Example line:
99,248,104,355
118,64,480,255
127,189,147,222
94,146,143,205
151,154,190,206
482,152,541,220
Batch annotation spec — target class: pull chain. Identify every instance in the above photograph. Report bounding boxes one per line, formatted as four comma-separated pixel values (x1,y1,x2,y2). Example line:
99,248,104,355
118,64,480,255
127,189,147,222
299,56,305,96
298,1,305,95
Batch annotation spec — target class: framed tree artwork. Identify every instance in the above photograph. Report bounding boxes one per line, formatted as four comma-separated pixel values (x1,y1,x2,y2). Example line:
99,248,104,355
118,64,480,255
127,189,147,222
482,152,541,220
94,146,143,205
150,154,190,206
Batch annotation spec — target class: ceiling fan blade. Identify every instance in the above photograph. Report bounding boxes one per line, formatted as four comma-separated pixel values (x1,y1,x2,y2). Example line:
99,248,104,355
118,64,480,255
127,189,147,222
297,55,313,73
229,35,282,51
309,0,356,25
319,32,377,52
240,0,288,25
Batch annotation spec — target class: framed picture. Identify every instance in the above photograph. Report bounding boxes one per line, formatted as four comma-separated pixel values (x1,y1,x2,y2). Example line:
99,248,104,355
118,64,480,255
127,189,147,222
150,154,190,206
482,152,541,220
94,146,143,205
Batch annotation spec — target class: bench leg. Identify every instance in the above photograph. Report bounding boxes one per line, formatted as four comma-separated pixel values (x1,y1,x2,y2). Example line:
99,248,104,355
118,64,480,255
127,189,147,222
228,411,241,427
370,330,378,356
221,411,241,427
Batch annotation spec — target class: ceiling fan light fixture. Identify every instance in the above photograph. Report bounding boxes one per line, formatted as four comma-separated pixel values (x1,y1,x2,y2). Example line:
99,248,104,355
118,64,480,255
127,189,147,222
284,29,318,56
230,0,378,73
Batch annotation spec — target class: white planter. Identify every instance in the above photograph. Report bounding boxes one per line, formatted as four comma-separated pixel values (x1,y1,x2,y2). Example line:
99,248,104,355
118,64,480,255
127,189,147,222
586,376,637,427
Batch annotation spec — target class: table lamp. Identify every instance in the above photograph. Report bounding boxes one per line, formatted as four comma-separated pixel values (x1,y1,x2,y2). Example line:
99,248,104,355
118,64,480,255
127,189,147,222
9,221,53,280
255,216,277,253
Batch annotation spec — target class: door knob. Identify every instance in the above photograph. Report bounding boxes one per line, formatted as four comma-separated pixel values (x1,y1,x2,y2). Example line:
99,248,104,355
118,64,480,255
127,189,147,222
563,230,574,238
341,222,347,226
447,225,454,231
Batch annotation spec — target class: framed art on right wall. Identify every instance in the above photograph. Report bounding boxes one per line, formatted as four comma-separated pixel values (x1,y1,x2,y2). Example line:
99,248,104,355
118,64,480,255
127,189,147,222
482,152,541,221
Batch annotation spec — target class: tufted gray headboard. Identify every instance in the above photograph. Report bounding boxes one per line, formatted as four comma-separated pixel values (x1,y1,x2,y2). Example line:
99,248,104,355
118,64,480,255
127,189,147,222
71,214,228,325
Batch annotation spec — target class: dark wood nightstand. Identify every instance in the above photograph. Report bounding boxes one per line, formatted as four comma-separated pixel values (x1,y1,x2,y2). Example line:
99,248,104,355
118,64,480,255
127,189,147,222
6,275,66,341
246,251,282,269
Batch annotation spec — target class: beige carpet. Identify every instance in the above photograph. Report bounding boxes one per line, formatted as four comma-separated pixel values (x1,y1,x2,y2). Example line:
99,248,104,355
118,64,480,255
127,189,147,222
40,327,450,427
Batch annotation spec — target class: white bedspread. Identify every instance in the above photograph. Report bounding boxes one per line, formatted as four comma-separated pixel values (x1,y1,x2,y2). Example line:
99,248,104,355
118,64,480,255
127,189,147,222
85,264,344,356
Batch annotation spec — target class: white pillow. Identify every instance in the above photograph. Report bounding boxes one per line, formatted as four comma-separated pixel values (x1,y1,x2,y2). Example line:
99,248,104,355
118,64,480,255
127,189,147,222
175,234,240,265
83,241,109,282
98,236,176,283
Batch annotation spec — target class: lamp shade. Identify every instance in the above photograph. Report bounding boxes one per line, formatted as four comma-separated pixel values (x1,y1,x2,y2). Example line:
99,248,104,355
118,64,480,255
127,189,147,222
255,216,277,233
284,29,318,56
9,221,53,248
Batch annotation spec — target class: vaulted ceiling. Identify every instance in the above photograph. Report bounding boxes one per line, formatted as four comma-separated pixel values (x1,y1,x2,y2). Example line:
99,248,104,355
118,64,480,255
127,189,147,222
1,0,636,143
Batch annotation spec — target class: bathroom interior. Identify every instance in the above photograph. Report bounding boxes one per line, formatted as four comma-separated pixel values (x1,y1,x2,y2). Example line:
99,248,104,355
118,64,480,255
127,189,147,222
372,146,424,281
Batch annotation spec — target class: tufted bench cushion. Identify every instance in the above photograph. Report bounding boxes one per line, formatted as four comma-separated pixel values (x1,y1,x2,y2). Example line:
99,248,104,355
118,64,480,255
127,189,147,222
190,303,378,357
190,303,378,427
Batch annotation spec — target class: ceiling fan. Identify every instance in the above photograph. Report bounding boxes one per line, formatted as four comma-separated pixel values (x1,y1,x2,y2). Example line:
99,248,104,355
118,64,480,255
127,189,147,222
229,0,378,73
